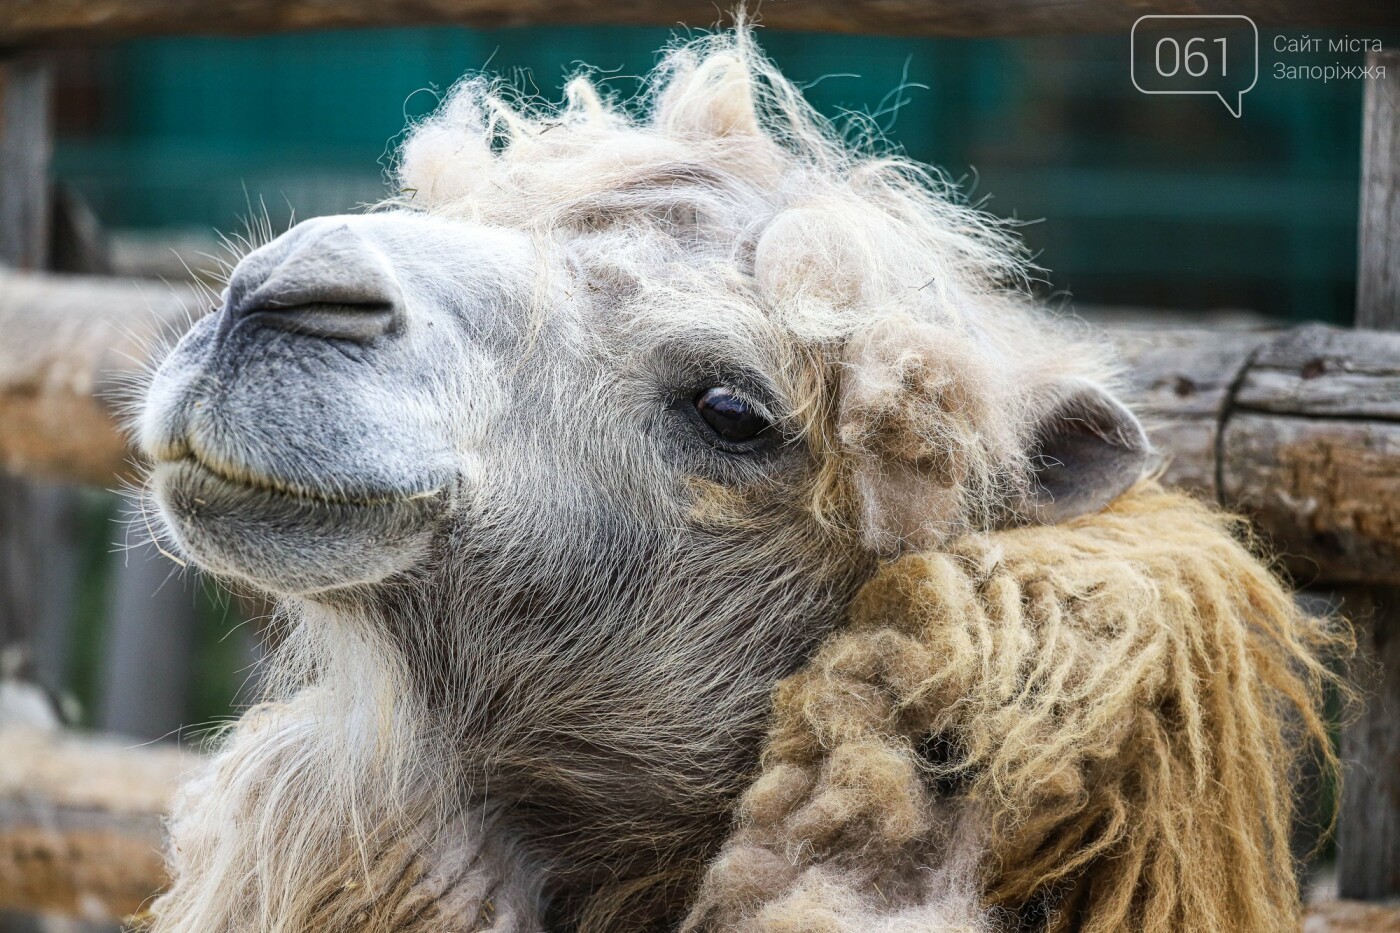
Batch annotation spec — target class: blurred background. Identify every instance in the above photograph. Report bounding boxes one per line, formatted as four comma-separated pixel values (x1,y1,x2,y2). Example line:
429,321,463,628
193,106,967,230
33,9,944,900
54,26,1367,319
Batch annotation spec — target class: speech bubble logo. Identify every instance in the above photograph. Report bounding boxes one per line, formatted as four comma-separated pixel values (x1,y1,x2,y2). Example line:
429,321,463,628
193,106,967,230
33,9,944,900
1131,15,1258,118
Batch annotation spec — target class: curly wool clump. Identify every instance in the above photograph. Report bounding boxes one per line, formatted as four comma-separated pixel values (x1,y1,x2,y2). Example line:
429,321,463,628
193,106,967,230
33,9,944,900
685,482,1349,931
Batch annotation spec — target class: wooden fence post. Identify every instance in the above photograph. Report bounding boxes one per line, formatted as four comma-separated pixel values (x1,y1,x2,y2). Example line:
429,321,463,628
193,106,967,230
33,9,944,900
1337,49,1400,901
0,55,49,272
0,50,76,933
0,54,58,729
99,552,195,741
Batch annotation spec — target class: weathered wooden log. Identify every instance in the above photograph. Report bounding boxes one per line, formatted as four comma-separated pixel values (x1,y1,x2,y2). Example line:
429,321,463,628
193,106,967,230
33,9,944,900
1,0,1396,46
1337,47,1400,903
0,726,193,920
4,271,1400,583
0,271,201,486
1113,322,1400,586
1306,899,1400,931
1227,327,1400,586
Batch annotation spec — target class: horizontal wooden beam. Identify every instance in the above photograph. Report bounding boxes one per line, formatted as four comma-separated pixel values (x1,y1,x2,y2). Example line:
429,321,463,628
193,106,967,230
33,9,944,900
0,0,1397,45
0,271,200,486
0,726,193,920
3,724,1400,925
4,271,1400,584
1115,323,1400,586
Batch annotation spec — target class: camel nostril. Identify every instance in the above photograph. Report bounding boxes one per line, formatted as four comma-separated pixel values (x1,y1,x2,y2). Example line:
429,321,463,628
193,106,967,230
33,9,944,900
226,222,405,344
241,302,399,342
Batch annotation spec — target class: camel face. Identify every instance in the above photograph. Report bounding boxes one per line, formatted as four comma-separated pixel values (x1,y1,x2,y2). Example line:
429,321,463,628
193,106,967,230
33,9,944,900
139,209,832,602
141,212,543,593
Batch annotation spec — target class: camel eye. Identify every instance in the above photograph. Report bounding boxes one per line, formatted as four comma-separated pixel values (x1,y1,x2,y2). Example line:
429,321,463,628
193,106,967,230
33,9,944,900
695,387,770,443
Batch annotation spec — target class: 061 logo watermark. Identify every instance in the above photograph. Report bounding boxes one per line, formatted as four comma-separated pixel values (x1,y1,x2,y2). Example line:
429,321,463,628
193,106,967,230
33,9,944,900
1131,15,1259,118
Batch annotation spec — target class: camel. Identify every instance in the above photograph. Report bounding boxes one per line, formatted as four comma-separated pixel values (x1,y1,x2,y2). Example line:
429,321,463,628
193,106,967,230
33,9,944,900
137,27,1343,932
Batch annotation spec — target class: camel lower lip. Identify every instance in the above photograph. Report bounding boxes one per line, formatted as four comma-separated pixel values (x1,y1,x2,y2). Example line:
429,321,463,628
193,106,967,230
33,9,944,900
149,458,448,593
162,455,444,508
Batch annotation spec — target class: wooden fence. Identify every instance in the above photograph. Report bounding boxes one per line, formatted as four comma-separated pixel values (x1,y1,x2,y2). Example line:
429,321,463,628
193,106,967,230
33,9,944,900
1,0,1396,44
1,0,1398,924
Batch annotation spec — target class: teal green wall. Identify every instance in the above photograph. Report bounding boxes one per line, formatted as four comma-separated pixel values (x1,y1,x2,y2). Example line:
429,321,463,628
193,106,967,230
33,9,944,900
54,26,1375,322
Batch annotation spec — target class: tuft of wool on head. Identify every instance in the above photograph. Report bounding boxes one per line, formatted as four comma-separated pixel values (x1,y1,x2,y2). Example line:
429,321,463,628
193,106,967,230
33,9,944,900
685,482,1350,932
390,25,1123,548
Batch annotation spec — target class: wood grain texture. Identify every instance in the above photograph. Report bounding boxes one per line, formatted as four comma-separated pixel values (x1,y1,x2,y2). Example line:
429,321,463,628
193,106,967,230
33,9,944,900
1343,49,1400,902
1108,324,1266,497
1238,323,1400,420
0,0,1397,45
1115,325,1400,585
1225,325,1400,585
1222,414,1400,585
0,726,193,920
1358,52,1400,331
1335,586,1400,901
0,271,200,485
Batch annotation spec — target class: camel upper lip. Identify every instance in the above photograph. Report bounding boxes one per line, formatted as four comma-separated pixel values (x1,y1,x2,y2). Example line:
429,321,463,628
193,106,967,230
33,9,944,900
163,450,445,509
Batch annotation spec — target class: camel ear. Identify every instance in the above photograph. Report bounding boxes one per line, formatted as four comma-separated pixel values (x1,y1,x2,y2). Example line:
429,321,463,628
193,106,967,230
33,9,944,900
1022,378,1150,524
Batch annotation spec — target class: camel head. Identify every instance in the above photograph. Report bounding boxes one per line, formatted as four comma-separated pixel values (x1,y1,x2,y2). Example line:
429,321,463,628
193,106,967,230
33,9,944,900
137,30,1150,928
